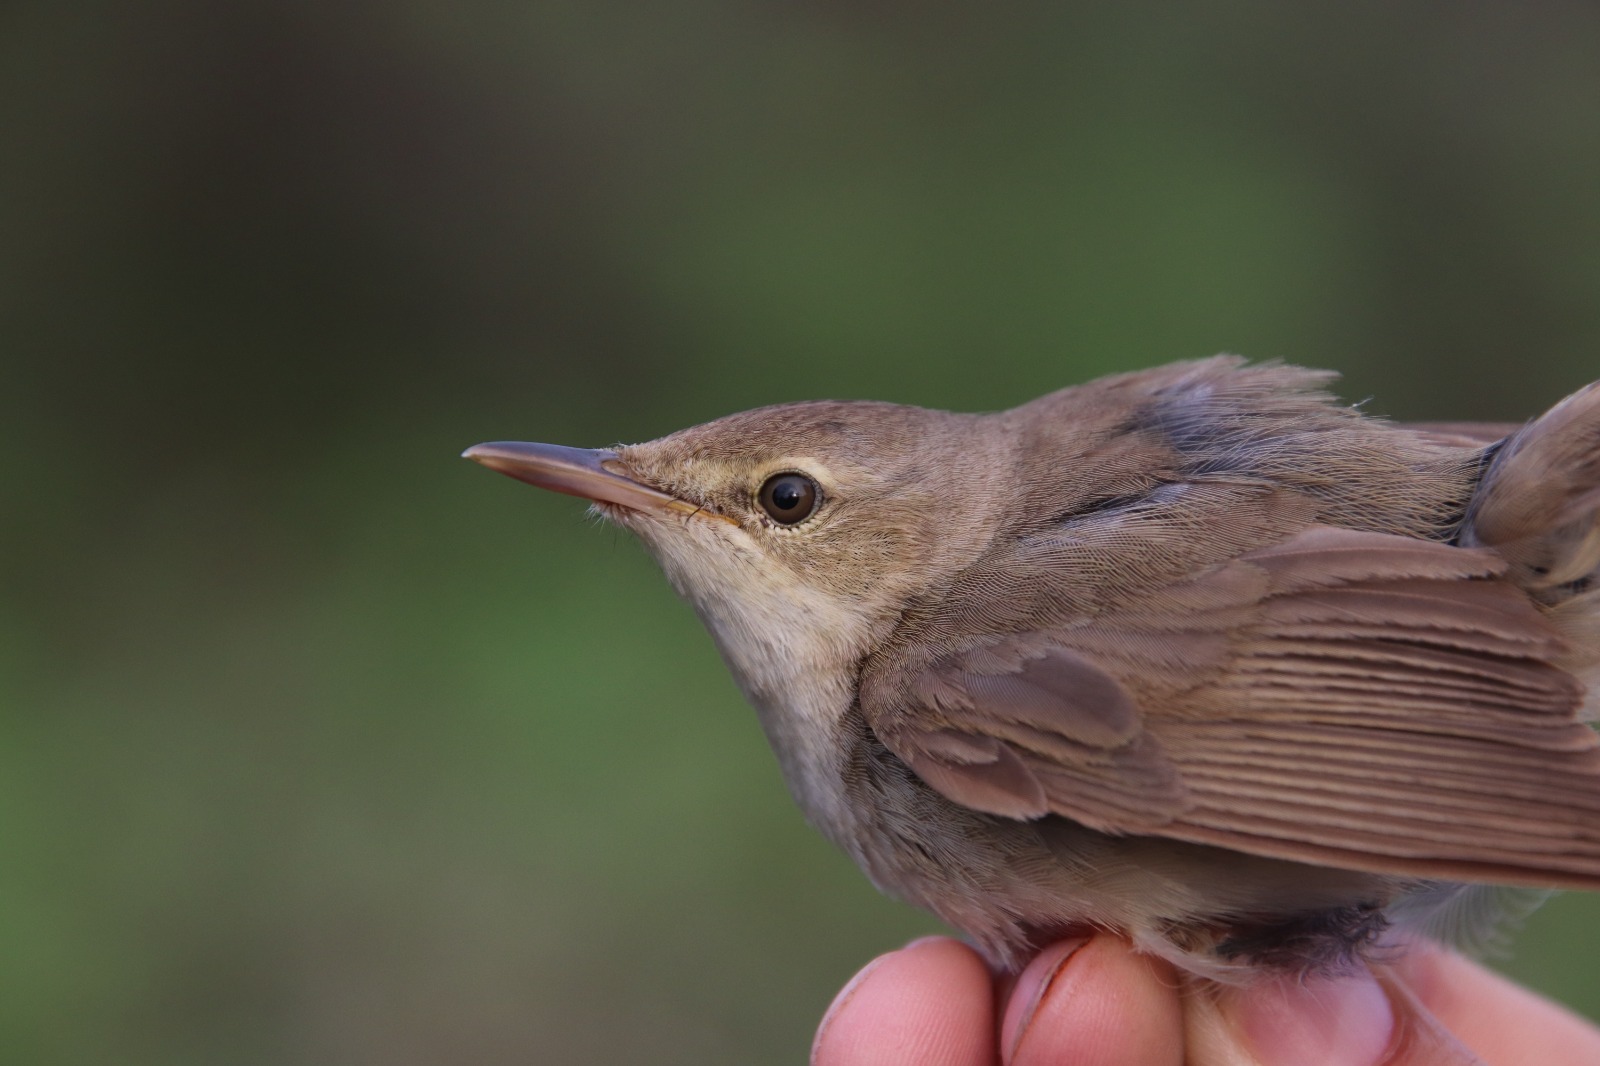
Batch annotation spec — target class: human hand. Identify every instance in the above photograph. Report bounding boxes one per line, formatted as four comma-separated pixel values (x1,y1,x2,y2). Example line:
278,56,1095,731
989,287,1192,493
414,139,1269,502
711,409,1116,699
811,934,1600,1065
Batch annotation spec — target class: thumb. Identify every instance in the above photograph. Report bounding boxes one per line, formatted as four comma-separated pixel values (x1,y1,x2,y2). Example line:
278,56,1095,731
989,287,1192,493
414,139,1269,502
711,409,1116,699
1181,966,1483,1066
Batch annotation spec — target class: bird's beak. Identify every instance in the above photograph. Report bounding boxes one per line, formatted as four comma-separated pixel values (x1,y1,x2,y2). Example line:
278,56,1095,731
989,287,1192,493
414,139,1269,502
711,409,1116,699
463,441,734,523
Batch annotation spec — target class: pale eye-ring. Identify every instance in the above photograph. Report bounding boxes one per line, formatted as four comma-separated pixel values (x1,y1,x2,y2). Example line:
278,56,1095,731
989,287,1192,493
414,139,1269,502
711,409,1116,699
757,472,821,525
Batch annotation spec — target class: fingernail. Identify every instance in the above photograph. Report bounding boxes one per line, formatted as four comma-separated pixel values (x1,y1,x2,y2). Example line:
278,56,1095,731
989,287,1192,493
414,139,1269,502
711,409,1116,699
901,935,955,951
1000,938,1089,1063
1231,971,1395,1066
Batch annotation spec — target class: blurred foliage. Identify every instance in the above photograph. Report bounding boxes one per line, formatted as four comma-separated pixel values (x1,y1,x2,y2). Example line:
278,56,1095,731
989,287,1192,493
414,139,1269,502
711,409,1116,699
4,1,1600,1062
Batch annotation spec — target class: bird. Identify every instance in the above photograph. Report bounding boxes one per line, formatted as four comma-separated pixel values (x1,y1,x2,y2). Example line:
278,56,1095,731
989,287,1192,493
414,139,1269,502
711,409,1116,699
464,356,1600,979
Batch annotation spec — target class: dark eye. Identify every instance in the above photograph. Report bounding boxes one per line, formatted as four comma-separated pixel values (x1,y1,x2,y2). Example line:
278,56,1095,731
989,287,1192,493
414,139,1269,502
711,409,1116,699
757,472,821,525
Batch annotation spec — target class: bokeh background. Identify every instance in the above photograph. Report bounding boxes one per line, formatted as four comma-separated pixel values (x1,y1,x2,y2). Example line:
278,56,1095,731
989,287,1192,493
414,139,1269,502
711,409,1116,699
5,2,1600,1062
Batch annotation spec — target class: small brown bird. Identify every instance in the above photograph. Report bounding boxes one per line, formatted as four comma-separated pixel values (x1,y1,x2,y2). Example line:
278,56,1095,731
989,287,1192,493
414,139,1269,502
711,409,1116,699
465,357,1600,977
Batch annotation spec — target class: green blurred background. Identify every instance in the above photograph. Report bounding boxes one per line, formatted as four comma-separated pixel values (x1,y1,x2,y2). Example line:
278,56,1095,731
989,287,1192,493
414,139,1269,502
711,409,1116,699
5,2,1599,1062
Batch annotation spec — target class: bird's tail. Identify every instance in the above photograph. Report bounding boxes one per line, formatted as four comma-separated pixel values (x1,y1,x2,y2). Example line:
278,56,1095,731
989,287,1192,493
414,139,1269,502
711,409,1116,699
1463,379,1600,703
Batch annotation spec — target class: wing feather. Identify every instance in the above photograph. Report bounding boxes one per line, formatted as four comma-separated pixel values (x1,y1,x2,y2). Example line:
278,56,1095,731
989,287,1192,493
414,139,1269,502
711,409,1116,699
861,524,1600,887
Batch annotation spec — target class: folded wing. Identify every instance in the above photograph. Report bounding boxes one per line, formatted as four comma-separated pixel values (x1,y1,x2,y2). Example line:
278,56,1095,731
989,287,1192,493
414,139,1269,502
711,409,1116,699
861,525,1600,887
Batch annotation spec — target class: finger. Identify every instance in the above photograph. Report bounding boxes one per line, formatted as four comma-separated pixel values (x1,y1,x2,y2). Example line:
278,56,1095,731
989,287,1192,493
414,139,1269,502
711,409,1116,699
1000,935,1183,1066
1192,965,1481,1066
811,936,998,1066
1371,970,1487,1066
1385,945,1600,1066
1214,969,1399,1066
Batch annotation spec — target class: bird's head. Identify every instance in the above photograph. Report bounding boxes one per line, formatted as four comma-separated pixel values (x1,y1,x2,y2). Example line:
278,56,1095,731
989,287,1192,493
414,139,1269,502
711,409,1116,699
465,401,1009,690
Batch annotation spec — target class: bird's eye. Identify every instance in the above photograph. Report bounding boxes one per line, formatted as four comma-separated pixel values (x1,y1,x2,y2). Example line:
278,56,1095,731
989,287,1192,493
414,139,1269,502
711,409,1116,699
757,472,821,525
